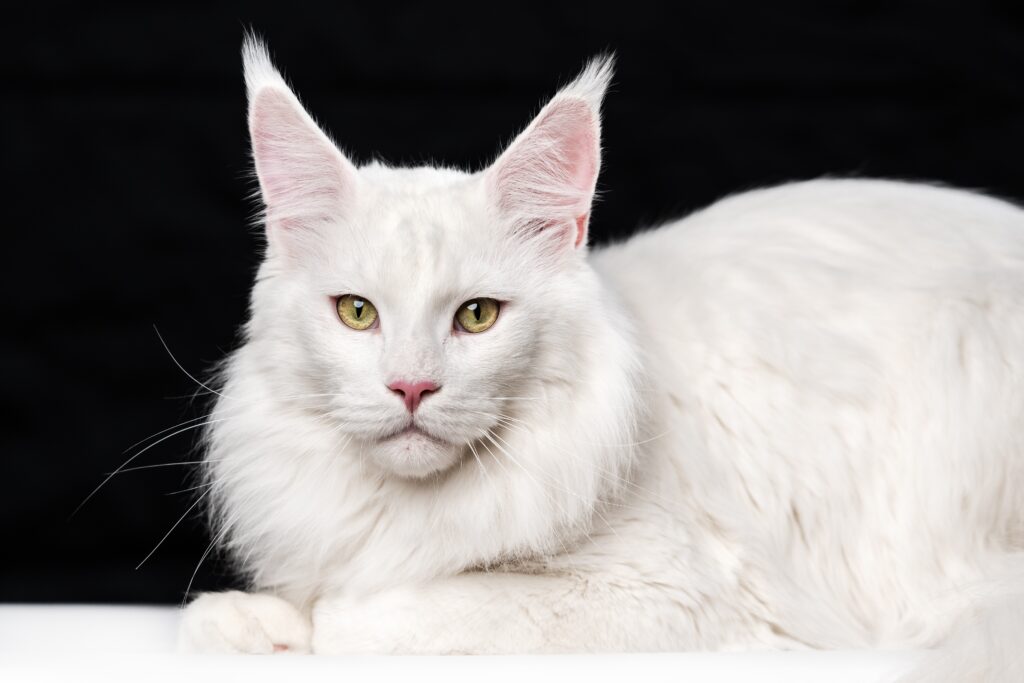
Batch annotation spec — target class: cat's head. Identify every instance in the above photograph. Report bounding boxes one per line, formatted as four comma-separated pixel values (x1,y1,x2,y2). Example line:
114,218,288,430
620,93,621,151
241,39,614,479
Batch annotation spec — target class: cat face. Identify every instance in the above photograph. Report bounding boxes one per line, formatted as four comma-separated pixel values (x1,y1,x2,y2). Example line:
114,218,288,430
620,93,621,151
242,40,610,478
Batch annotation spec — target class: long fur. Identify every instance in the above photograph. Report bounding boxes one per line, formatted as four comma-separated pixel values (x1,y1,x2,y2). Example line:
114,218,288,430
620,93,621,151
179,38,1024,674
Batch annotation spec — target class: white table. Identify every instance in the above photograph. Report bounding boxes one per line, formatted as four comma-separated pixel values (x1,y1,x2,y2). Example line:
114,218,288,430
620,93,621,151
0,605,922,682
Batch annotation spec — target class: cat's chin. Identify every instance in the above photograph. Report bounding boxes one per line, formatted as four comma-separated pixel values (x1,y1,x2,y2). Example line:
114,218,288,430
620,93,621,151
369,426,464,479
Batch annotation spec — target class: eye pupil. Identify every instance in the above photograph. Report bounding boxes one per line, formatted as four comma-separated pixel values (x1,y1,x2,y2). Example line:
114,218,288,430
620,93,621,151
455,298,498,333
337,294,377,330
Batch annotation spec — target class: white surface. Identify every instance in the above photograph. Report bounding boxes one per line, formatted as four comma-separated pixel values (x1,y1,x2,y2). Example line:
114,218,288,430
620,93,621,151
0,605,923,682
1,605,180,654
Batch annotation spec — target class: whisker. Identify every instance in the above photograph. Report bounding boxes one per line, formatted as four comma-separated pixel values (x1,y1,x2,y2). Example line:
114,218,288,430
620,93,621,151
111,459,219,474
467,440,499,501
122,412,219,455
153,325,230,401
165,481,215,496
181,532,222,608
71,418,229,519
461,396,544,401
136,489,212,570
155,326,380,409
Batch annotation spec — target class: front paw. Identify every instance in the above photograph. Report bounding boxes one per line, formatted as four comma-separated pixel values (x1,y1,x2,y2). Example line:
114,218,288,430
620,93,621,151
178,591,311,654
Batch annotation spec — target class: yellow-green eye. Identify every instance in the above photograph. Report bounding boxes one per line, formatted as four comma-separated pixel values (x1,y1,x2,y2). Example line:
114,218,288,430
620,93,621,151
337,294,378,330
455,298,500,333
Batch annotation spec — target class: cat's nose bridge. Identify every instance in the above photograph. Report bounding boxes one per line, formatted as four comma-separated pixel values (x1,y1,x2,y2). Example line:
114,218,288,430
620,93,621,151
381,330,444,389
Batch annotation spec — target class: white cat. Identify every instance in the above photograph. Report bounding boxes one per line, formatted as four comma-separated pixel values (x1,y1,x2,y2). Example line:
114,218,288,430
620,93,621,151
179,38,1024,676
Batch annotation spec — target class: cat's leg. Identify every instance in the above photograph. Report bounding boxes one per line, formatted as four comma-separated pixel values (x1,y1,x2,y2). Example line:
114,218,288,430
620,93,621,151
312,571,722,654
178,591,311,654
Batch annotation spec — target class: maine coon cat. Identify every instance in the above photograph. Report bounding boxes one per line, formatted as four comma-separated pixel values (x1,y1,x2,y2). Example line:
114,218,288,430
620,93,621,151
179,38,1024,674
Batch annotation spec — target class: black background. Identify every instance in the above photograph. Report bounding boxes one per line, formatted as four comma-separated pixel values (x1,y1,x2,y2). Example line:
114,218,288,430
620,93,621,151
5,2,1024,604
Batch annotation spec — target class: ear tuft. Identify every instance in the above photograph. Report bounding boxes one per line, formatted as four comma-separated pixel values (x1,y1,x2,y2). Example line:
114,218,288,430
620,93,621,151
555,54,615,115
242,34,289,101
486,55,614,251
241,35,357,256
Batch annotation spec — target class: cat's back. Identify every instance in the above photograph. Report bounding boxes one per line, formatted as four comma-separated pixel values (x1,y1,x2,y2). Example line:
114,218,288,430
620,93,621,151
592,177,1024,425
595,178,1024,282
592,178,1024,351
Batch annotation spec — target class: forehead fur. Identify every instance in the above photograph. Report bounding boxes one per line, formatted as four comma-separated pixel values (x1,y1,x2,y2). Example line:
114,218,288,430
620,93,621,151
358,161,475,190
304,163,525,312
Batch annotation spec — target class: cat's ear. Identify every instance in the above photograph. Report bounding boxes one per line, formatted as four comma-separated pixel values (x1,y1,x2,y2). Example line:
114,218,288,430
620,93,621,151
243,38,357,256
485,56,613,252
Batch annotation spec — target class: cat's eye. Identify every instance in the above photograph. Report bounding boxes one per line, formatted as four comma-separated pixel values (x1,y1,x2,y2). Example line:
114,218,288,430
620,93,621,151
337,294,379,330
455,298,500,333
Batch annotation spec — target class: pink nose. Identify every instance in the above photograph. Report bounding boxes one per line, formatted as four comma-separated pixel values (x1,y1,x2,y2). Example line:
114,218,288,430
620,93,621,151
387,379,439,413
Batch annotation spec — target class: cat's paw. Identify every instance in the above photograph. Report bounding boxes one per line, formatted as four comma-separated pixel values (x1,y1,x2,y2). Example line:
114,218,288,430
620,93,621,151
177,591,311,654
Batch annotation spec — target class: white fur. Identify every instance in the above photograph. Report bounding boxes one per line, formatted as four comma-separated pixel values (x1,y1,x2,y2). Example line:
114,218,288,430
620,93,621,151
179,39,1024,675
178,591,310,654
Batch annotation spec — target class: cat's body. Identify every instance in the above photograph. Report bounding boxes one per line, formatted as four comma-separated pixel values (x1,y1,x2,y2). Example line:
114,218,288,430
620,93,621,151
180,41,1024,670
590,179,1024,650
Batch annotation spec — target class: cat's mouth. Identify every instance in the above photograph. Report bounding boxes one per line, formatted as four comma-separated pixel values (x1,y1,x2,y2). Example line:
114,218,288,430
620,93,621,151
371,422,464,479
382,424,448,445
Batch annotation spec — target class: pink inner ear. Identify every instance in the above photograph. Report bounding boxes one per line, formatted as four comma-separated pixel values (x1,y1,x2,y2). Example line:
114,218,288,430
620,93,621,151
543,100,598,194
491,97,599,249
250,88,351,231
575,213,589,248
